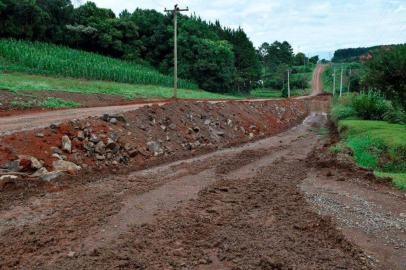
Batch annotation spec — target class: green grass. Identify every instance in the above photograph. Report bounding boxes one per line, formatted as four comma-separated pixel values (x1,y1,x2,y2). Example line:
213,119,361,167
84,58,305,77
249,88,282,98
0,72,239,100
41,97,80,108
10,97,80,109
338,120,406,189
329,143,344,154
0,39,197,89
375,172,406,190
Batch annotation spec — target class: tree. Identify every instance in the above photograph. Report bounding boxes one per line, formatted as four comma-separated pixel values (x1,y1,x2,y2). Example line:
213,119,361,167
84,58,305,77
309,55,319,64
0,0,49,40
294,52,307,66
259,41,294,75
0,0,262,93
192,39,236,92
363,45,406,110
37,0,74,43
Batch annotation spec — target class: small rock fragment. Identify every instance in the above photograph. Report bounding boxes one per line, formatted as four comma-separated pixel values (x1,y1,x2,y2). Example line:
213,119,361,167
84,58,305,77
41,171,65,182
53,160,81,173
147,141,164,156
61,135,72,153
95,141,106,154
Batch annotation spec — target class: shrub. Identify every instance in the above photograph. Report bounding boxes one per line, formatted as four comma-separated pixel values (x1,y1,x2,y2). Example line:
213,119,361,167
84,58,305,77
330,103,357,123
383,104,406,124
350,91,391,120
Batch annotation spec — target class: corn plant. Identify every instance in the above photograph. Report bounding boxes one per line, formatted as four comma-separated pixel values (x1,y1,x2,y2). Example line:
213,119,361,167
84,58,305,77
0,39,198,89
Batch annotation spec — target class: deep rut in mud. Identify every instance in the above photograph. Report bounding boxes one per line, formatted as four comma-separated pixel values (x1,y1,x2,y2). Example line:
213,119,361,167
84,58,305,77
0,111,402,269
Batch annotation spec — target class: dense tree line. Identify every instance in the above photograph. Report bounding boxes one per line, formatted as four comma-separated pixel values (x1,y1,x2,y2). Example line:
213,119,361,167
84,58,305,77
332,44,405,63
0,0,260,92
363,45,406,111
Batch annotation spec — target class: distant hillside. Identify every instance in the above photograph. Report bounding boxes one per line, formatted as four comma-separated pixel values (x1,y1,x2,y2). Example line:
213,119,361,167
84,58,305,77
332,44,405,63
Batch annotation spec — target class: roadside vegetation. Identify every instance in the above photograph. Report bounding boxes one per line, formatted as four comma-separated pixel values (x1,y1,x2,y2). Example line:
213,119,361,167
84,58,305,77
331,92,406,189
326,44,406,190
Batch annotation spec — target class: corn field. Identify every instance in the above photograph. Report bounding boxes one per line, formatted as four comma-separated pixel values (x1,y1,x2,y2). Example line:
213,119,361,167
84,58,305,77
0,39,198,89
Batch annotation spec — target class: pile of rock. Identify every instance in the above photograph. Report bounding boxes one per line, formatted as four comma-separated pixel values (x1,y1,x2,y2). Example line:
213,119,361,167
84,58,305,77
2,155,69,182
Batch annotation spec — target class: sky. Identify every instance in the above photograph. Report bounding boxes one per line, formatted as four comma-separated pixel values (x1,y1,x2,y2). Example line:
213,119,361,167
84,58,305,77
82,0,406,59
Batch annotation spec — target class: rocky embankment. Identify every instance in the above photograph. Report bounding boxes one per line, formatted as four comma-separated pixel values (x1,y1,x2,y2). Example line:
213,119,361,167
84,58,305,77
0,98,321,187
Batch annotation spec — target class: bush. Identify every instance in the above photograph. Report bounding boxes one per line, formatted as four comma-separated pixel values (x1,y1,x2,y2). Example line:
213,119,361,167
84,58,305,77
350,91,391,120
383,104,406,124
330,103,357,123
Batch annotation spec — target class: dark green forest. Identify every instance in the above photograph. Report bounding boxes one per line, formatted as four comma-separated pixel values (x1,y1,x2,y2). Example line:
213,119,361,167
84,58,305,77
0,0,312,94
333,44,406,63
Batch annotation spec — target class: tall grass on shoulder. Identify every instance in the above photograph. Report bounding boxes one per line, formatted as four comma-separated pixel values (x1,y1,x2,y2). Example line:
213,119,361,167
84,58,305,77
338,120,406,189
331,91,406,124
0,39,197,89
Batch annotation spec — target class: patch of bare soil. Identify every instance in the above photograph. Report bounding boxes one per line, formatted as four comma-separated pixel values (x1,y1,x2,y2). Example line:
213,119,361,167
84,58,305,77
302,140,406,269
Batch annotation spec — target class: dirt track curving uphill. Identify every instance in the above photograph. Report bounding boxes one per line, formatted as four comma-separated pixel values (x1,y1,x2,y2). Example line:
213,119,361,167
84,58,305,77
311,64,326,96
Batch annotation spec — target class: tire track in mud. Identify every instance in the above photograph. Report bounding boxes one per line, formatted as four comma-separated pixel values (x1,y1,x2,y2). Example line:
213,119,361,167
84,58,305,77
0,112,372,269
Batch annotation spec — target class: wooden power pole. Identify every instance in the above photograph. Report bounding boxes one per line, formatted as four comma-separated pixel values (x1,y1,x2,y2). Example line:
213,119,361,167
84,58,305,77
287,69,291,98
340,66,344,97
332,68,336,96
165,4,189,99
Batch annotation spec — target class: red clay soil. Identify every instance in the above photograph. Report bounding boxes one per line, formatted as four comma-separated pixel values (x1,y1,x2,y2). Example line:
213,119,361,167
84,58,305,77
0,98,320,172
0,108,375,269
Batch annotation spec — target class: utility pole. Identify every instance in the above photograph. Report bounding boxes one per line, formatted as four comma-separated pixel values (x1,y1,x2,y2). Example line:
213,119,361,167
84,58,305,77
340,66,344,97
332,68,336,96
165,4,189,99
347,68,352,93
287,69,291,98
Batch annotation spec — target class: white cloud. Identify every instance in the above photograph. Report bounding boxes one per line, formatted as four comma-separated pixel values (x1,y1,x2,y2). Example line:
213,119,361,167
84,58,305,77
89,0,406,57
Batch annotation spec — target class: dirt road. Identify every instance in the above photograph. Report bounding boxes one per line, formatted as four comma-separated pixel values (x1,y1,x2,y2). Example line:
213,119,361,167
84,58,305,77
311,64,326,95
0,64,326,135
1,102,405,269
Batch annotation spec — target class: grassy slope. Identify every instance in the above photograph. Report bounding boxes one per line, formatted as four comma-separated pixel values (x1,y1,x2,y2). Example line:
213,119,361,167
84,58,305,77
338,120,406,189
0,72,239,100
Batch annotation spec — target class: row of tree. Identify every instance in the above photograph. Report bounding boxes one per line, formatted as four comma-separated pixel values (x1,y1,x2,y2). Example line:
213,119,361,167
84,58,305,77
0,0,262,92
0,0,322,94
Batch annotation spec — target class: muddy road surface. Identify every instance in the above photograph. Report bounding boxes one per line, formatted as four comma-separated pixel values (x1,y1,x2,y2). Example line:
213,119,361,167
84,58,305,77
0,102,405,269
